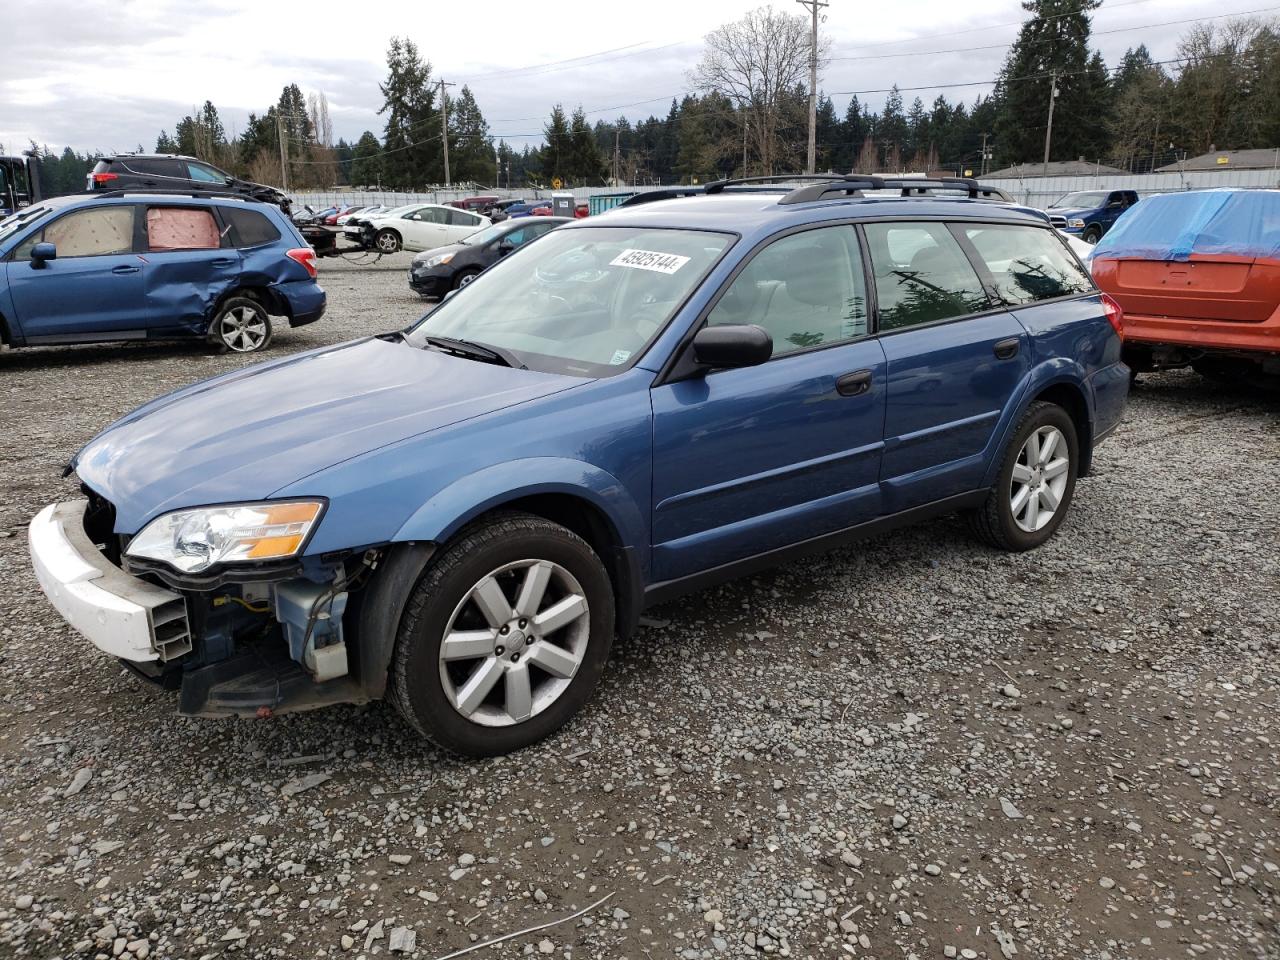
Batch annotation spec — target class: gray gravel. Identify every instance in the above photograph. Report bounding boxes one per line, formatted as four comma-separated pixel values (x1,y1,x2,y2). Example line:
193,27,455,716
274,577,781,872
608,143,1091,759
1,255,1277,959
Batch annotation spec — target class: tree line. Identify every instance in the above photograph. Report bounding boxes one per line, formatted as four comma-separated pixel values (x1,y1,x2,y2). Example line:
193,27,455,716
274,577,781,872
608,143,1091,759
18,2,1280,195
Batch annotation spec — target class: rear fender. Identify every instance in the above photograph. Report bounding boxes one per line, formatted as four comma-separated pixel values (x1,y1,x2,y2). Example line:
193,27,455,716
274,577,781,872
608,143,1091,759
981,361,1094,488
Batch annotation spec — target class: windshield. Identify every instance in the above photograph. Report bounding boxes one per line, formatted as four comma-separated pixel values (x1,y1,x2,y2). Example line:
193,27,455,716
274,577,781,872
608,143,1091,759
1054,191,1108,208
0,204,52,245
462,222,525,246
406,226,733,376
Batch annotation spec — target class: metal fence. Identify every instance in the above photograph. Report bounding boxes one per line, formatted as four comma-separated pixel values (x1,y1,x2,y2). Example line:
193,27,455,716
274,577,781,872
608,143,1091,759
288,166,1280,213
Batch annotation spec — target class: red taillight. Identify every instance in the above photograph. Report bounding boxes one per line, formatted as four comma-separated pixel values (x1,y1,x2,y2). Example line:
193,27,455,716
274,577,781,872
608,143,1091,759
1101,292,1124,341
92,172,118,186
286,247,317,279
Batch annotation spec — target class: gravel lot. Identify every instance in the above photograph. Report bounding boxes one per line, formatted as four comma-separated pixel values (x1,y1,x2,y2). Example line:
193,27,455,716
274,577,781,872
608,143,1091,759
1,255,1277,960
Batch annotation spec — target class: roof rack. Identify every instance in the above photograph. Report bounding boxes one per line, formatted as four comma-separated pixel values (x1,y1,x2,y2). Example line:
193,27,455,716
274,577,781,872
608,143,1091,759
703,174,852,194
84,188,258,203
778,175,1013,205
617,187,706,208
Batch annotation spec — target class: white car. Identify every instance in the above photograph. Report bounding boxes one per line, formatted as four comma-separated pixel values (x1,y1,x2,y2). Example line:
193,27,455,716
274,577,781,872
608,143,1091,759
358,204,491,254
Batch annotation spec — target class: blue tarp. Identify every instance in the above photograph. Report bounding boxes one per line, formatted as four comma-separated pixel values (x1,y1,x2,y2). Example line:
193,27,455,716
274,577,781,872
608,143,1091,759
1090,189,1280,262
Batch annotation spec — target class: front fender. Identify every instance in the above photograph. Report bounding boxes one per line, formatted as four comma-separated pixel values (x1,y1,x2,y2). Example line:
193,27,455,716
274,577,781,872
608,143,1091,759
392,457,646,551
981,360,1094,488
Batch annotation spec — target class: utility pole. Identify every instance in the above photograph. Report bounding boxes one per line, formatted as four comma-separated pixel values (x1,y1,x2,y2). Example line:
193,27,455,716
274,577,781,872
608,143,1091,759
980,132,990,176
612,129,620,186
276,113,289,191
439,79,456,188
1041,69,1058,181
796,0,828,174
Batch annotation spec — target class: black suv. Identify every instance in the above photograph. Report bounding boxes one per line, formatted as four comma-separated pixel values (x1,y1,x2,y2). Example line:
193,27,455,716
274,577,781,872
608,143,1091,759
88,155,290,213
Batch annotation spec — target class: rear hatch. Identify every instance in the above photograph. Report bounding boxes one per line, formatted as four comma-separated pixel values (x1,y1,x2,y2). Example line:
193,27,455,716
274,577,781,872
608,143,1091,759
1097,254,1279,323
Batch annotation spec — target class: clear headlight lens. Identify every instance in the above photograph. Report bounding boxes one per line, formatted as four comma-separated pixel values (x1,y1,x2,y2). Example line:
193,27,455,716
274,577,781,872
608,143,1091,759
126,501,324,573
1067,218,1085,228
423,253,454,268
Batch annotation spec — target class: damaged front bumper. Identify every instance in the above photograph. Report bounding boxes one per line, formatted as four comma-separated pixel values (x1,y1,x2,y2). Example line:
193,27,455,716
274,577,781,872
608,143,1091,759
30,499,371,718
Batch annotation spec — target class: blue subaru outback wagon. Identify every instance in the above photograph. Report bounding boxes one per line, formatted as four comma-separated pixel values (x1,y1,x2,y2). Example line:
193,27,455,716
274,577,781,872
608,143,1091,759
0,192,324,353
29,176,1128,756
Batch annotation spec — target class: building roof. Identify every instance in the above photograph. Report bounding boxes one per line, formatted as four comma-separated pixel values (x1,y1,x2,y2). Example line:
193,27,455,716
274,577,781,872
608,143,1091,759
984,160,1130,179
1155,148,1280,172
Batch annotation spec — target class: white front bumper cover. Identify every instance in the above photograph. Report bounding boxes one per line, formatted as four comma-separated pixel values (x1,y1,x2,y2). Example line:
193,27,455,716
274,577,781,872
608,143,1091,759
28,500,190,663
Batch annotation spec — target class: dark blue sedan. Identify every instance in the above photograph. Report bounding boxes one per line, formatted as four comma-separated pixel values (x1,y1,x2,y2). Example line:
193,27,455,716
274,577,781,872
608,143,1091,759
29,175,1128,756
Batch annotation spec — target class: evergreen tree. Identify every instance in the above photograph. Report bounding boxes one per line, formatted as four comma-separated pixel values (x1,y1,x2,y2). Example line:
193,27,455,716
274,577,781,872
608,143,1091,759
350,131,383,187
334,138,354,183
992,0,1105,166
378,37,437,188
567,107,604,183
879,87,907,168
542,105,570,183
814,95,839,172
449,86,496,183
156,130,177,153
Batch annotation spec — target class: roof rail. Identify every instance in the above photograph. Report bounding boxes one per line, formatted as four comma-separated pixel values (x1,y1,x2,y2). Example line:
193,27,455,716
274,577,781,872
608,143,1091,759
82,188,257,203
704,174,857,195
778,175,1013,205
617,187,705,208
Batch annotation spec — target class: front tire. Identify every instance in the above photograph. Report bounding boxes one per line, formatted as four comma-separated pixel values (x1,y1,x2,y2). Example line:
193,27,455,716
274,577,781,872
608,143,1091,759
454,268,481,291
375,229,401,254
1082,226,1102,245
210,297,272,353
967,402,1079,551
391,514,615,756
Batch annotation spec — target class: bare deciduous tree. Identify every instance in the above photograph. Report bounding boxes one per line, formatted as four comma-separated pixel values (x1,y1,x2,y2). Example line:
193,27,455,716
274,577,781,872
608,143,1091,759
691,5,819,175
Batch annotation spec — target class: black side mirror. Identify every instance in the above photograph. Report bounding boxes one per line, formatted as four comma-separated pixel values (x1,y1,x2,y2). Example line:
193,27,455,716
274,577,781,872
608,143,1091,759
30,242,56,267
692,324,772,369
497,240,514,254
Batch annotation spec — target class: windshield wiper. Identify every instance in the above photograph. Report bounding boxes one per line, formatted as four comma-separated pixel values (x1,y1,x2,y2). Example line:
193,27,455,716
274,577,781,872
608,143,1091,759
421,335,526,369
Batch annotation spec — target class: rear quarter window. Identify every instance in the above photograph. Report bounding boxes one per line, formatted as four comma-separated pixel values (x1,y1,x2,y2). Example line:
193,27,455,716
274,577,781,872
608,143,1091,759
962,225,1093,306
220,207,281,247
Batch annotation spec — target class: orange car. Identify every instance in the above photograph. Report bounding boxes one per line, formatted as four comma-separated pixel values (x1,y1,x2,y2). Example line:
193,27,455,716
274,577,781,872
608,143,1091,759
1091,189,1280,385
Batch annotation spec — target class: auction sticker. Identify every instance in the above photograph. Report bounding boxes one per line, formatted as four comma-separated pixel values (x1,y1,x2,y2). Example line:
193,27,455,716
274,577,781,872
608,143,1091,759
610,249,690,274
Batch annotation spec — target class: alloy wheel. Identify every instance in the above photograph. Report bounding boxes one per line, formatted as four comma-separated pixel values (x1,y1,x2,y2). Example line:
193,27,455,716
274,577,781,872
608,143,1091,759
219,306,267,352
437,559,590,727
1009,425,1070,533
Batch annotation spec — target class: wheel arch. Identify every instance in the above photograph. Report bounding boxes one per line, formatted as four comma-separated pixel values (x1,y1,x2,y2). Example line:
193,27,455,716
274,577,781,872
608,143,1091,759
351,463,647,701
985,367,1094,487
1028,379,1093,476
209,285,288,323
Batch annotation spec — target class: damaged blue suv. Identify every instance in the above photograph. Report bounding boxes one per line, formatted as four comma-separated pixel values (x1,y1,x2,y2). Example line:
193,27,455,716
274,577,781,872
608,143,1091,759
0,192,324,353
29,176,1128,756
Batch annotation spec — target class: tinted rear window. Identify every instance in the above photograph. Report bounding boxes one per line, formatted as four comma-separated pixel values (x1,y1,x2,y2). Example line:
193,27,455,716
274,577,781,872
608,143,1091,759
863,222,990,331
221,207,281,247
124,158,183,176
962,225,1093,305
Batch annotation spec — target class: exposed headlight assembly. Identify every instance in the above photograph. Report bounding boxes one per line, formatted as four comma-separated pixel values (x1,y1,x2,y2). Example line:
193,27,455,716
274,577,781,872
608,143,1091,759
126,501,324,574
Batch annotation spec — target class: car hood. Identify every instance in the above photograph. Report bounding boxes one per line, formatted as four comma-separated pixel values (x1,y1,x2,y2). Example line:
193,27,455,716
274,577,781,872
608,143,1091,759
74,337,583,533
1046,205,1097,216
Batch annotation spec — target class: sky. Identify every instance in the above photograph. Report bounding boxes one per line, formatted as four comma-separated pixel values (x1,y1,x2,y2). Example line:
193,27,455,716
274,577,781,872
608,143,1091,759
0,0,1245,157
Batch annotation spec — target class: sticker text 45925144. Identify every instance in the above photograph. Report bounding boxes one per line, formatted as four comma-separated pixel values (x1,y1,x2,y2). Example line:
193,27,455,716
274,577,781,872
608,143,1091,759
609,249,691,275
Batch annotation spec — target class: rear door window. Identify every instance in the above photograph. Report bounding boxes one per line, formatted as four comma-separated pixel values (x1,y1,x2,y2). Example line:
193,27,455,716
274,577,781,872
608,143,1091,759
146,206,221,251
220,207,280,247
863,222,990,331
125,158,182,177
448,209,480,227
961,225,1093,306
17,205,137,259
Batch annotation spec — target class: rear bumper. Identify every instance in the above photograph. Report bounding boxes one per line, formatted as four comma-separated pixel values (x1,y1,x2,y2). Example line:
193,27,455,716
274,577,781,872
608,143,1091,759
1121,312,1280,356
282,281,327,327
28,501,191,663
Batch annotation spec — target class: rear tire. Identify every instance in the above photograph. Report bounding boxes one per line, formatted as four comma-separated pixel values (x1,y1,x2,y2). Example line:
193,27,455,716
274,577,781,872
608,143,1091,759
209,297,272,354
391,513,614,756
966,402,1079,551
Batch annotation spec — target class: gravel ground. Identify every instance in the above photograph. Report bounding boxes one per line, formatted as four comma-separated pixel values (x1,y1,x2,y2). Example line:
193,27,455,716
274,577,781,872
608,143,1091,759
0,255,1277,960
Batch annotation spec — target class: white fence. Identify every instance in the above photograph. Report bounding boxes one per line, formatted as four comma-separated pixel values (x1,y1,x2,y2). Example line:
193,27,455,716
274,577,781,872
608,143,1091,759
287,166,1280,213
